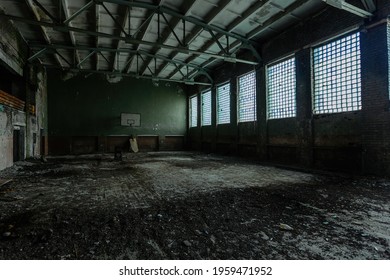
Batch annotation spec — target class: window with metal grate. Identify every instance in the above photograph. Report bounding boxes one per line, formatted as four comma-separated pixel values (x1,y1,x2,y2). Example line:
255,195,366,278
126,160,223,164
201,90,212,126
217,83,230,124
238,71,257,122
267,57,296,119
388,19,390,98
189,95,198,128
313,32,362,114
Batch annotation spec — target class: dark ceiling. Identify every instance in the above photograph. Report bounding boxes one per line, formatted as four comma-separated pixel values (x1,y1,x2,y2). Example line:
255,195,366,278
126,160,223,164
0,0,376,85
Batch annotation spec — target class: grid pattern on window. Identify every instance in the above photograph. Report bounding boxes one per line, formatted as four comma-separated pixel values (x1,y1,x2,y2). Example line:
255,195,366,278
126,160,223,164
201,90,212,126
313,32,362,114
217,83,230,124
189,95,198,128
238,71,257,122
388,20,390,98
267,57,296,119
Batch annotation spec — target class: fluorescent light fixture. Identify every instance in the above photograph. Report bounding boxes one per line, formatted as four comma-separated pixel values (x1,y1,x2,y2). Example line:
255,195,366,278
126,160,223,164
323,0,373,18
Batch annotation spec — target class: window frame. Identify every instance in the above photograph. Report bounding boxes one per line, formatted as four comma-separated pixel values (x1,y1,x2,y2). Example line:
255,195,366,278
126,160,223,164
266,55,297,120
216,81,231,125
312,31,362,114
201,89,212,126
189,94,198,128
237,70,257,123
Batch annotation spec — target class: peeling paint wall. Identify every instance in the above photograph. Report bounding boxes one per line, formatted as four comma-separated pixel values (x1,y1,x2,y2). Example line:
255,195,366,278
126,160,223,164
0,18,48,171
47,71,186,154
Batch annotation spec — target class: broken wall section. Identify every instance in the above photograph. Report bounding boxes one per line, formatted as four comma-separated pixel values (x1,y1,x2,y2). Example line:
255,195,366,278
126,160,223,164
0,17,48,171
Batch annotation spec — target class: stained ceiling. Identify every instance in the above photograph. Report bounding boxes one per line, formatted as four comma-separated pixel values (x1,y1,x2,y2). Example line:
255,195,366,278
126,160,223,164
0,0,376,85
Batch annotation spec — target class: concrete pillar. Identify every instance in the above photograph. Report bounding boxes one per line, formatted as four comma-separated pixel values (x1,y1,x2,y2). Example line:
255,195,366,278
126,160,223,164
295,48,314,167
360,23,390,175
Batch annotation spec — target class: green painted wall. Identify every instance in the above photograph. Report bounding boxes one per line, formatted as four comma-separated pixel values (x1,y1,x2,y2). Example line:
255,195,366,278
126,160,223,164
48,71,187,136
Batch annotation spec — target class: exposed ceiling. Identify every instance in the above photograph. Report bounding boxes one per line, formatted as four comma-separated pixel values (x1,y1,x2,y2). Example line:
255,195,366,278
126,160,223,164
0,0,376,85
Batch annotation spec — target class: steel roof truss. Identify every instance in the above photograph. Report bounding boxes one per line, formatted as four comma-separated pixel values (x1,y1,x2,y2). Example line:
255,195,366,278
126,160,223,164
32,0,57,22
101,3,129,37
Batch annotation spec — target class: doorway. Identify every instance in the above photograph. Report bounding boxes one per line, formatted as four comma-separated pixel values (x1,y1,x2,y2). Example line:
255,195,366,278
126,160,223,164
13,127,25,162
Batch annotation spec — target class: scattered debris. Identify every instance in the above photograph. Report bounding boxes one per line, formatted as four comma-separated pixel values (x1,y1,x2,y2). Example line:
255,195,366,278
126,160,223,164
0,152,389,259
259,231,270,241
279,223,294,231
0,179,13,187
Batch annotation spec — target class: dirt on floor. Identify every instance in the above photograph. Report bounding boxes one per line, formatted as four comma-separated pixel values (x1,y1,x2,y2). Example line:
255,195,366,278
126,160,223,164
0,152,389,260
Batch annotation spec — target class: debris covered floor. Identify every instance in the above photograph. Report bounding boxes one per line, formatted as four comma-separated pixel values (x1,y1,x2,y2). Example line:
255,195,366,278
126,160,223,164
0,152,389,259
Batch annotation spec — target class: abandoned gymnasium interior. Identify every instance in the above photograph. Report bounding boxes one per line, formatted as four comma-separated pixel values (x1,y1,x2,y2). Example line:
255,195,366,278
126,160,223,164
0,0,390,260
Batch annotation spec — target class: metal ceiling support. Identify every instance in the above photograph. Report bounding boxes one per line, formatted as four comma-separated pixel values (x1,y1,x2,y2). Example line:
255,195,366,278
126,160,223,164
25,0,64,68
77,51,96,68
61,0,81,68
165,0,268,80
192,70,213,84
111,6,130,72
101,3,129,37
95,0,256,46
138,54,154,76
28,47,47,62
0,10,259,66
54,50,72,66
63,0,94,25
38,64,212,86
160,12,184,46
95,3,100,71
131,10,156,38
360,0,376,13
322,0,373,18
32,0,57,22
28,43,210,73
136,0,197,76
99,51,110,65
154,0,232,78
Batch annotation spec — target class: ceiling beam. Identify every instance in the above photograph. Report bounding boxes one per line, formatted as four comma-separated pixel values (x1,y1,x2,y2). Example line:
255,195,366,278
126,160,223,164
124,0,165,74
94,0,256,46
185,0,311,81
28,43,213,73
95,3,100,71
63,0,94,25
0,13,257,66
24,0,64,68
360,0,376,12
38,64,212,86
154,0,233,78
137,0,198,76
61,0,81,68
166,0,269,79
111,5,130,72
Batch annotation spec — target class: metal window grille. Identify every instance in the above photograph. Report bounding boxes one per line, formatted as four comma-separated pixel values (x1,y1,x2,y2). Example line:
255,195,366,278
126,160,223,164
313,32,362,114
189,95,198,127
238,71,257,122
201,90,212,126
217,83,230,124
388,19,390,98
267,57,296,119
